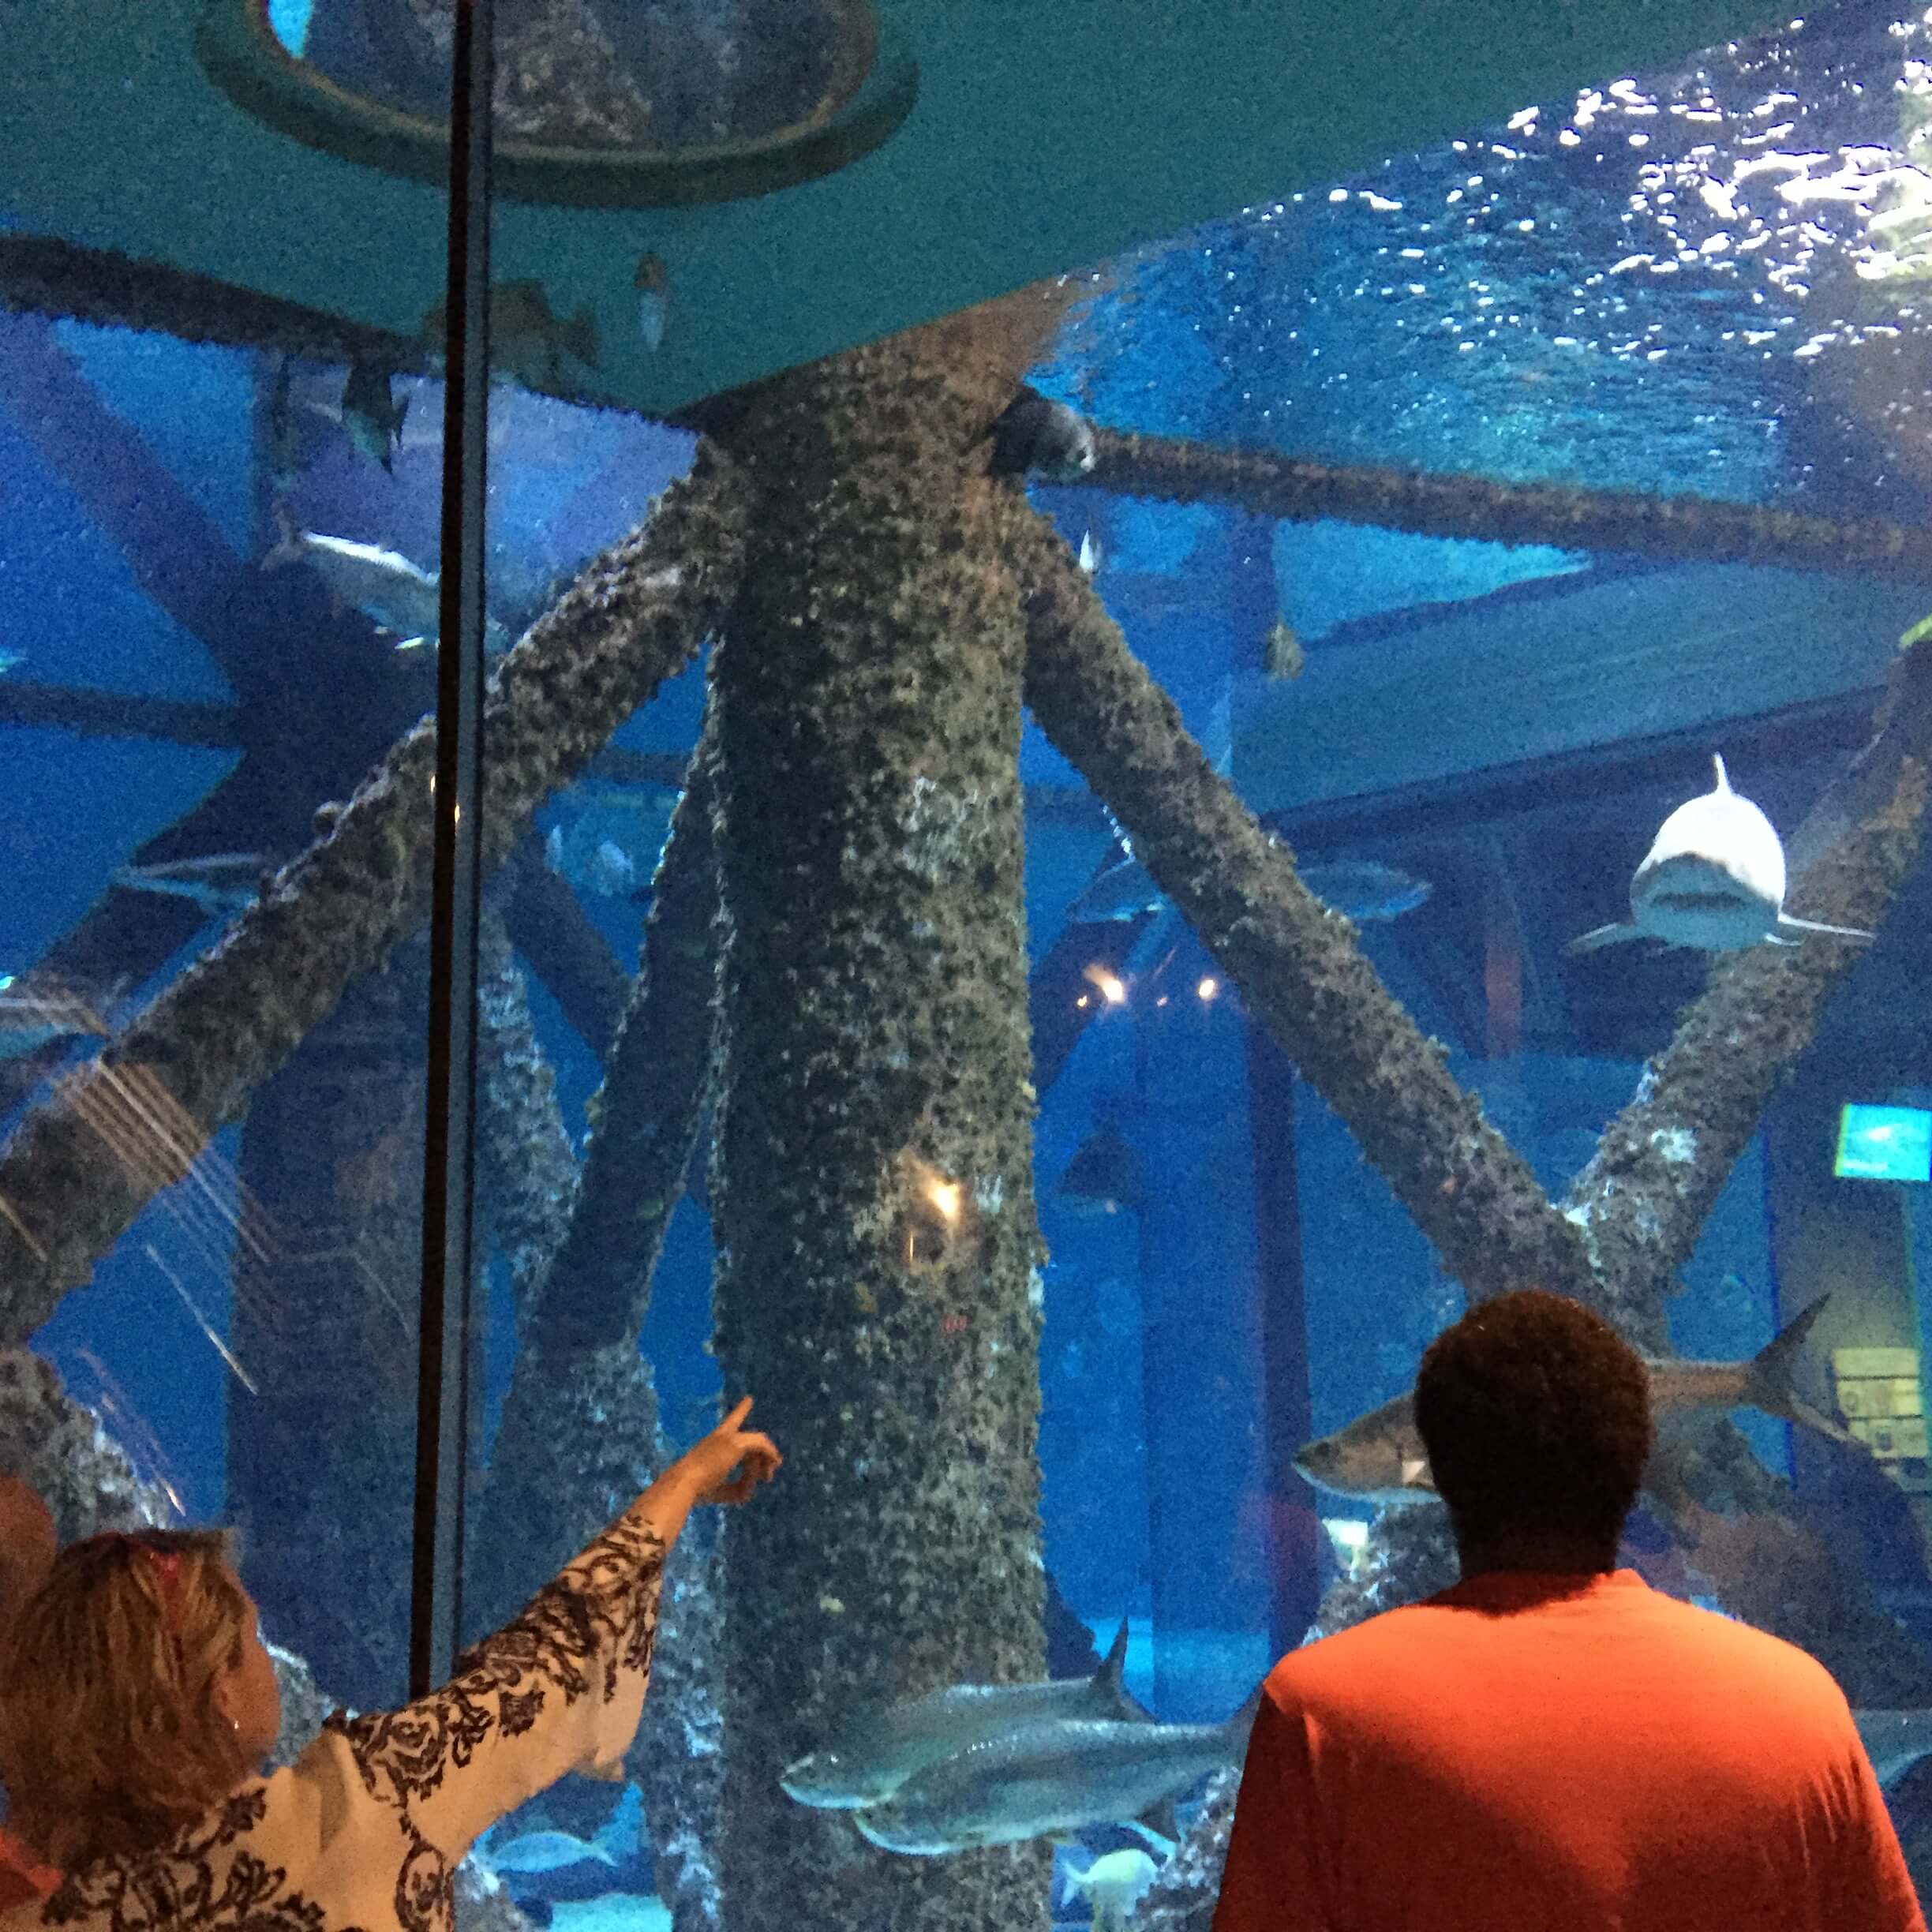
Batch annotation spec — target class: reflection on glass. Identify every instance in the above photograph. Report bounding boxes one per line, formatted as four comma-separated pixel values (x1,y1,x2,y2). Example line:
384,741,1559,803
10,0,1932,1924
283,0,876,152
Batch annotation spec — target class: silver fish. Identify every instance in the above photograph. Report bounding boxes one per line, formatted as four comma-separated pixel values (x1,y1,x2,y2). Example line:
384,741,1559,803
1065,856,1429,927
1054,1125,1141,1217
0,972,114,1061
781,1619,1145,1811
1301,859,1432,923
1855,1709,1932,1789
850,1692,1258,1855
114,852,268,919
1567,754,1875,956
481,1830,620,1876
1066,856,1166,925
1296,1296,1853,1503
262,506,441,650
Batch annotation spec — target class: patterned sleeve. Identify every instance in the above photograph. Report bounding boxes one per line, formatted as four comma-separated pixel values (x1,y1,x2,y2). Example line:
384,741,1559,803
329,1511,667,1866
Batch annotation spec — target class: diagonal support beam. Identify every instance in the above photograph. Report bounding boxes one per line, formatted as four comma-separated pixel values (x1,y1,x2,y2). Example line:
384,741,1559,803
1004,487,1593,1302
0,446,749,1342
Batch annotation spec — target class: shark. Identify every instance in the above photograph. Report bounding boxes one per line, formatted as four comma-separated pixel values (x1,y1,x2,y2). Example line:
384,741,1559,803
1567,754,1875,955
849,1691,1259,1855
262,506,444,651
1296,1296,1855,1504
1854,1709,1932,1790
476,1783,642,1878
114,852,269,919
0,972,117,1061
781,1619,1148,1811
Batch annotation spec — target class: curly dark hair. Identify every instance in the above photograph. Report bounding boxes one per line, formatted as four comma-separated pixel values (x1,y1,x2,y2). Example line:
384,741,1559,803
1414,1290,1653,1552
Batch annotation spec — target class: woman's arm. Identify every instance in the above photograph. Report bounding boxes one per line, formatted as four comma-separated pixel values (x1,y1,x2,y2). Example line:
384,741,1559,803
329,1401,778,1861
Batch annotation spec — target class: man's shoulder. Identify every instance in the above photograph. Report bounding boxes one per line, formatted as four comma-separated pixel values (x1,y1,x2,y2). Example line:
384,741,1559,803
1263,1594,1455,1704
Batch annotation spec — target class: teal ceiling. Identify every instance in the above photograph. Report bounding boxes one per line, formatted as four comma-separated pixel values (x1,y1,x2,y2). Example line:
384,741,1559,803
1,0,1801,412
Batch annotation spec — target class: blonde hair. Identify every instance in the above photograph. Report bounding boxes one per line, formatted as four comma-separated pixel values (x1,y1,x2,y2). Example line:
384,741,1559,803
0,1529,255,1870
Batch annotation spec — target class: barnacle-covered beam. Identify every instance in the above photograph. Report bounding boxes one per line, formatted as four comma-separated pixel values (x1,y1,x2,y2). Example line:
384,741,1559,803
527,733,721,1360
1080,427,1932,582
1563,641,1932,1337
469,735,724,1932
701,294,1068,1932
1005,496,1593,1303
0,235,439,378
0,448,748,1343
474,908,582,1319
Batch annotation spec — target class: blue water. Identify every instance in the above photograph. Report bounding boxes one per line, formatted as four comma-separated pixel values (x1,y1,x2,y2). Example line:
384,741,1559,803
7,0,1932,1916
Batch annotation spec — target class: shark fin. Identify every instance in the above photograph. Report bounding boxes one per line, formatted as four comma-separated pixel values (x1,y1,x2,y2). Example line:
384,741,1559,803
1743,1295,1858,1447
1774,912,1875,943
1223,1683,1268,1756
1564,921,1643,957
1126,1814,1179,1859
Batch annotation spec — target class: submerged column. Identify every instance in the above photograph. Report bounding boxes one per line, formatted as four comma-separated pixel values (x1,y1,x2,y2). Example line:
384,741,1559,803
704,305,1058,1932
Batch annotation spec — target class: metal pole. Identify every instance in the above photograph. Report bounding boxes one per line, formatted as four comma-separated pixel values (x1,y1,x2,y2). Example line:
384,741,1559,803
411,0,492,1699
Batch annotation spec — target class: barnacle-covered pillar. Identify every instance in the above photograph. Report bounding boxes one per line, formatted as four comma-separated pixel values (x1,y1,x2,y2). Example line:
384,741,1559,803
702,299,1061,1932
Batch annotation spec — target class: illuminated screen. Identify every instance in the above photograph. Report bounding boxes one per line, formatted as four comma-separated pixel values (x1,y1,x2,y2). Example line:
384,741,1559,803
1836,1105,1932,1184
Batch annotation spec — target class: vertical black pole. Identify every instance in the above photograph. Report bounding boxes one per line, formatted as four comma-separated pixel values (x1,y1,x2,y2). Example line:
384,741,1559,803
1247,1023,1320,1662
411,0,492,1700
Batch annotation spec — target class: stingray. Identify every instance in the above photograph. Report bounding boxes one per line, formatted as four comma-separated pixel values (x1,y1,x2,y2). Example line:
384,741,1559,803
1566,754,1877,956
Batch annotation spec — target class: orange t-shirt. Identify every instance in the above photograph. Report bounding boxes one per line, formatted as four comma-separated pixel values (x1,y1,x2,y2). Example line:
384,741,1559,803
1213,1568,1924,1932
0,1827,57,1913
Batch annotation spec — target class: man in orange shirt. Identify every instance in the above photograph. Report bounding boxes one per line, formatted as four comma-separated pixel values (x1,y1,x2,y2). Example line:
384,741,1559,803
1215,1290,1925,1932
0,1475,59,1909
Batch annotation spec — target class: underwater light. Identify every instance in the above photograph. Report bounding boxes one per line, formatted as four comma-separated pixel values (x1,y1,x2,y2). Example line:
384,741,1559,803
924,1178,962,1225
1835,1104,1932,1185
1197,975,1219,1002
1080,964,1127,1007
197,0,919,207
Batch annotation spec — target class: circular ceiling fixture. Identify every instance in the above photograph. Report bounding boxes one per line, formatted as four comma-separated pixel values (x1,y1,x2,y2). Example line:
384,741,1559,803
198,0,918,207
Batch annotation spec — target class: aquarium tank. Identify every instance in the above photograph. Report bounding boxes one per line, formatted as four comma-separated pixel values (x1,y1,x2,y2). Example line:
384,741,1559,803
7,0,1932,1925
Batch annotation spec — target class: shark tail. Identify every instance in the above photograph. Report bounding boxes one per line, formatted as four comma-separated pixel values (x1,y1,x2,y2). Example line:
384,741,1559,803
1223,1683,1267,1758
1744,1295,1858,1447
1564,920,1644,957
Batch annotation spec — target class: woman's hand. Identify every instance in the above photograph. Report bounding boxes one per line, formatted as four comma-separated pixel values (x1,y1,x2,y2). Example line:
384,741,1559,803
666,1397,782,1507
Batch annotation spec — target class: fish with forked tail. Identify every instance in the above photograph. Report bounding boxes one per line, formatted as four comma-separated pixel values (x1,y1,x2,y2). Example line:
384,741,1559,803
987,385,1095,481
781,1618,1147,1811
424,278,601,390
339,361,409,473
850,1690,1260,1855
263,505,443,650
1296,1296,1856,1503
1854,1709,1932,1790
114,852,270,919
1567,754,1875,956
